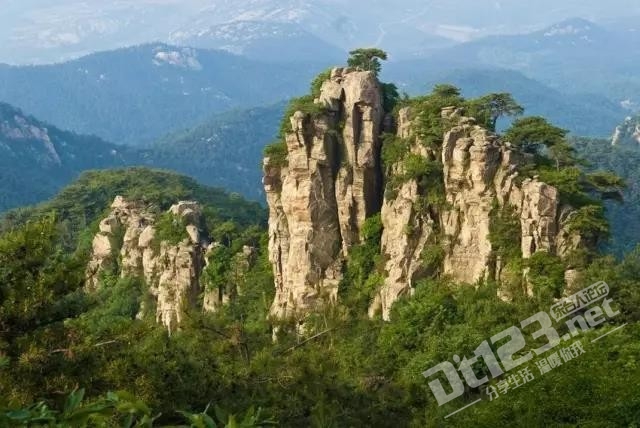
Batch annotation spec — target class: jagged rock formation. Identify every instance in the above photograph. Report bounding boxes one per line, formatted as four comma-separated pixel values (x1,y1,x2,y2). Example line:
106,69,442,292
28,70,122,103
85,197,250,331
263,67,384,319
265,69,586,322
369,107,439,318
612,116,640,146
371,108,583,319
0,114,61,165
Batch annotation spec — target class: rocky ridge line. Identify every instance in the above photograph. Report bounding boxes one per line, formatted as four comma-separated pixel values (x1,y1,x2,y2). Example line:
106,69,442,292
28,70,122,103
85,196,254,331
264,68,587,321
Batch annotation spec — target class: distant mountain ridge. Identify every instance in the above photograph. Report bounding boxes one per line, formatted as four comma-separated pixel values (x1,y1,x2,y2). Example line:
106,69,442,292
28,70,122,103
139,103,284,200
3,0,639,65
0,102,136,211
0,43,323,146
0,100,283,212
1,36,630,149
384,66,626,137
169,20,345,62
424,18,640,109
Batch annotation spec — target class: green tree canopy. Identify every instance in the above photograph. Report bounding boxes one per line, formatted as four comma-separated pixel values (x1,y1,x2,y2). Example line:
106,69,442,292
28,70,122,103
471,93,524,131
505,116,568,154
347,48,388,76
431,84,462,100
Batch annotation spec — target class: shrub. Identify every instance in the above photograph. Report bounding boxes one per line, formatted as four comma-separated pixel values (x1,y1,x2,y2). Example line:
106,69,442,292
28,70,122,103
566,205,609,240
489,202,522,262
526,251,566,301
381,134,410,171
421,244,445,275
310,68,332,98
154,212,188,247
263,141,288,169
279,95,326,137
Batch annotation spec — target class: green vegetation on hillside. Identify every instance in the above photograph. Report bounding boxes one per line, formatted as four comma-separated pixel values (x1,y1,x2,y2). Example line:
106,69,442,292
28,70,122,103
0,168,265,248
1,55,639,428
378,83,624,304
572,137,640,256
502,117,624,246
0,102,139,213
1,198,639,426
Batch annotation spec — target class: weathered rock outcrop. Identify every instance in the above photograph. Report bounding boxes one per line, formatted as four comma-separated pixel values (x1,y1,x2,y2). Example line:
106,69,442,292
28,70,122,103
265,69,588,322
371,108,583,319
368,108,440,319
86,196,155,291
263,67,384,319
0,113,61,165
85,197,227,331
612,115,640,146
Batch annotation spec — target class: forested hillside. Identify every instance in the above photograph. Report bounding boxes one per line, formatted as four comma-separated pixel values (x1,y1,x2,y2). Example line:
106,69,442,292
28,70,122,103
573,137,640,256
0,168,265,240
1,170,639,427
0,44,321,145
0,102,285,212
0,102,137,211
1,62,639,427
140,104,285,200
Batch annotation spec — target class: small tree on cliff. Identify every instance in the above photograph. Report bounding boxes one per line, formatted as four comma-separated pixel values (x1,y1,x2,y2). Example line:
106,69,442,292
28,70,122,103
505,116,568,156
472,93,524,131
347,48,388,76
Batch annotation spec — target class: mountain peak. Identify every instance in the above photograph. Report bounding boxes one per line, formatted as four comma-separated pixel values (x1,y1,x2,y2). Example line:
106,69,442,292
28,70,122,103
541,17,601,38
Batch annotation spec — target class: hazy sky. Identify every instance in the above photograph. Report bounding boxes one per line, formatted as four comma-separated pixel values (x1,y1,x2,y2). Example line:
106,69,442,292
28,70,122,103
2,0,639,64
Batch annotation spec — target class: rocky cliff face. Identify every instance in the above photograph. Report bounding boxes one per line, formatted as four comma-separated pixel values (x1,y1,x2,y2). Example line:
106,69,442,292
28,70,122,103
612,115,640,146
0,113,61,165
85,196,250,331
265,69,586,322
263,67,384,319
371,108,583,319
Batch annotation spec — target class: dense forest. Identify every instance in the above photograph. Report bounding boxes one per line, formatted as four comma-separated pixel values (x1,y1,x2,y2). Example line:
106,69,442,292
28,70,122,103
573,137,640,256
1,53,639,427
0,168,638,426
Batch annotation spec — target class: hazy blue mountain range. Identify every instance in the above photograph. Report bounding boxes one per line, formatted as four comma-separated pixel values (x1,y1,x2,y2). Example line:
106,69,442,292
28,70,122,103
0,38,630,149
169,21,346,63
3,0,640,64
421,18,640,109
0,43,323,146
139,103,284,200
0,102,136,211
0,100,283,212
384,66,626,137
0,0,202,65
